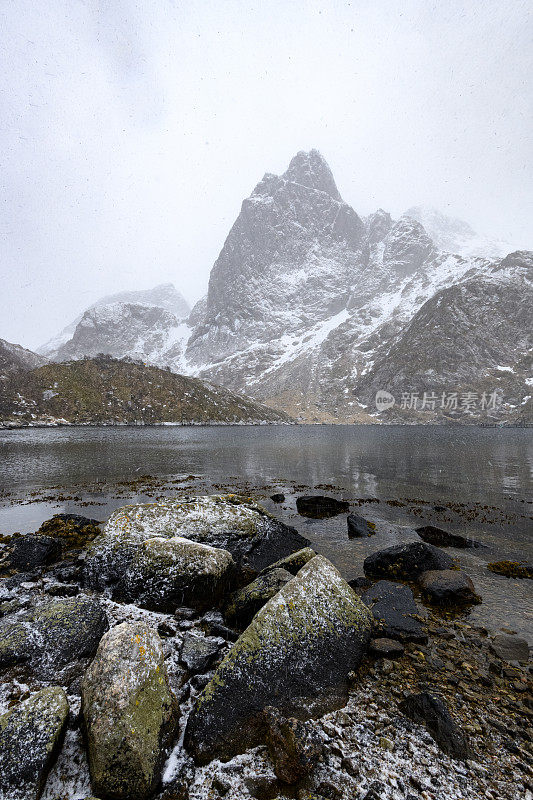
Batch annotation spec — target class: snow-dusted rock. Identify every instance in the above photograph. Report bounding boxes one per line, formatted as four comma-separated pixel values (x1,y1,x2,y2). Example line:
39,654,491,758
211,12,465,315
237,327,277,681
0,687,69,800
184,555,373,763
120,536,235,612
82,622,177,800
84,495,309,596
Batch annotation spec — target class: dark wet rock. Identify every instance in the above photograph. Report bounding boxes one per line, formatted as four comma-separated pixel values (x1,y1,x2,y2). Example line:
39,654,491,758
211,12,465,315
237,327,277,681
347,514,376,538
415,525,481,549
348,576,372,593
184,555,373,763
4,534,62,571
490,634,529,664
157,620,177,638
487,560,533,579
260,546,317,576
82,621,178,800
399,691,470,760
363,541,454,580
84,496,310,593
180,632,221,673
419,569,481,606
37,513,102,550
270,493,285,503
225,568,293,628
296,495,350,518
200,619,239,641
119,536,235,612
0,596,108,680
362,581,427,642
369,637,405,658
0,686,69,800
263,705,322,783
174,607,197,620
361,782,386,800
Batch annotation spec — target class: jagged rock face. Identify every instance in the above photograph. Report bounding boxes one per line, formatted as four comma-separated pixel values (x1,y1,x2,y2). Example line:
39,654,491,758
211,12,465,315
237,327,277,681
186,149,367,371
359,252,533,404
182,150,529,421
0,338,47,376
52,302,188,368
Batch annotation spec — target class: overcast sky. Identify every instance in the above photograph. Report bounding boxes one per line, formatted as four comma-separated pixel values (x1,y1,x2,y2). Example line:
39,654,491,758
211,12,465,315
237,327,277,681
1,0,532,349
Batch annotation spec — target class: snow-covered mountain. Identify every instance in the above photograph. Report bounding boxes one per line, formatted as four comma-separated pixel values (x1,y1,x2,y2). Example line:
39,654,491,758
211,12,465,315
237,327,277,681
0,338,47,377
39,283,190,359
41,151,531,422
403,206,509,258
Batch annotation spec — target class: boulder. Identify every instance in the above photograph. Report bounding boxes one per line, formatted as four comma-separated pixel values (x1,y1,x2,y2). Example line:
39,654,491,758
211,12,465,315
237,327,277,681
184,555,373,763
5,534,62,571
490,634,529,664
84,495,309,593
225,568,293,628
120,536,235,611
369,638,405,658
415,525,481,549
399,692,469,760
296,496,350,518
347,514,376,538
0,686,69,800
37,513,102,549
363,541,454,580
0,596,108,680
260,547,317,576
362,581,427,642
82,622,178,800
419,569,481,606
270,494,285,503
264,706,322,784
180,632,221,673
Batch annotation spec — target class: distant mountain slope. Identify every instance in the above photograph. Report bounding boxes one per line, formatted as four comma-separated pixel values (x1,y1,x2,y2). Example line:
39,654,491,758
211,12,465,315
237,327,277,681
358,251,533,421
0,338,47,376
38,283,190,358
403,206,509,258
52,303,189,368
0,356,290,425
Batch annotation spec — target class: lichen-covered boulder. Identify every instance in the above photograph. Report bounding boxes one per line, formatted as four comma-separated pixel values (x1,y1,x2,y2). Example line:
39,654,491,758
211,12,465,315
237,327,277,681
84,495,309,594
225,568,293,629
0,686,69,800
37,513,102,550
0,596,108,680
120,536,235,611
259,547,317,576
184,555,373,764
364,541,454,580
81,622,178,800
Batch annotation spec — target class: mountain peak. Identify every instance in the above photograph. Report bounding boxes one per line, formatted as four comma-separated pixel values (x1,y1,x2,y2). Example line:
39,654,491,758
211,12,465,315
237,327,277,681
283,149,342,201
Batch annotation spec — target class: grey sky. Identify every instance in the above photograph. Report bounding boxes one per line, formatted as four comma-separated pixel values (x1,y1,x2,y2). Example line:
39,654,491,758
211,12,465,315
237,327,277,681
1,0,532,349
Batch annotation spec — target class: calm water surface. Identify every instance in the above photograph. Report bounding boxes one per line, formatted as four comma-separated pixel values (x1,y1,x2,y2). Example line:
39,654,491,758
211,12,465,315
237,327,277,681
1,425,532,640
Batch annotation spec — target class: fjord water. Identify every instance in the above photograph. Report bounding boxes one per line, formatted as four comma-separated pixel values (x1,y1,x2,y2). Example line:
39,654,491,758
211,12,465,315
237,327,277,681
0,425,531,639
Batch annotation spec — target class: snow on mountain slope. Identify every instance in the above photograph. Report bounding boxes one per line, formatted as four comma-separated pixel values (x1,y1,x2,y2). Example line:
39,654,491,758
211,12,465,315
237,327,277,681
37,151,529,422
39,283,190,358
403,206,510,258
53,302,191,369
0,338,47,377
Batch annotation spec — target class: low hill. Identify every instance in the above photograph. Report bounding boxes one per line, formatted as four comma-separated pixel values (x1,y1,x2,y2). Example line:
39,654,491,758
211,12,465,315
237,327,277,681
0,356,290,425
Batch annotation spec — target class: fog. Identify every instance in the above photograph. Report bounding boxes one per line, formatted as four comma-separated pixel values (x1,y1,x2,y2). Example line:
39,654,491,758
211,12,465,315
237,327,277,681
1,0,531,349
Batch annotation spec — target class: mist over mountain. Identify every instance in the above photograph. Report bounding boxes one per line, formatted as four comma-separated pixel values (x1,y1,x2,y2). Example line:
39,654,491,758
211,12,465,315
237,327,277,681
37,151,532,423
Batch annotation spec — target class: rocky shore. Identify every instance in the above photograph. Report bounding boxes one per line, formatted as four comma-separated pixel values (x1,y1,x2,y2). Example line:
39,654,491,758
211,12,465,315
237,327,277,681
0,496,531,800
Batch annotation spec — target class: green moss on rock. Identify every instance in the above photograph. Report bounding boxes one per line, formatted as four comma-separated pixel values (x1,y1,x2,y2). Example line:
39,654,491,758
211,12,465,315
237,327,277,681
82,621,178,800
185,555,373,763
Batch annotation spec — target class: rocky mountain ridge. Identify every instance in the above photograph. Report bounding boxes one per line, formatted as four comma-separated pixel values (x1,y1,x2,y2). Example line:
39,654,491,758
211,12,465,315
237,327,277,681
37,151,532,423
